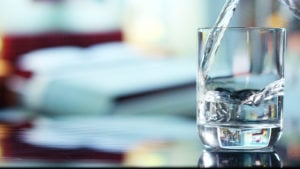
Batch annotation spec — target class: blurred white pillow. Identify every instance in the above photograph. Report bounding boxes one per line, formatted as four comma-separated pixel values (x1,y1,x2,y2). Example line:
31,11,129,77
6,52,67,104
84,42,147,64
17,42,151,76
17,46,84,75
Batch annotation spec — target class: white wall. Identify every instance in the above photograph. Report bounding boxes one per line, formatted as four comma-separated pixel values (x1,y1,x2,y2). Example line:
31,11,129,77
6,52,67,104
0,0,123,34
1,0,286,57
0,0,56,34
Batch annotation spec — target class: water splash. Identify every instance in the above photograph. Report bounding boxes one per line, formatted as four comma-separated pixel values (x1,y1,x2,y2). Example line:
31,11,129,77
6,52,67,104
242,78,284,105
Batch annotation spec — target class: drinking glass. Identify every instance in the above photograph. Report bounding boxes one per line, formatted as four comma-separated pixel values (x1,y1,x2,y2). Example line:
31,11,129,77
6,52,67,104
197,27,286,151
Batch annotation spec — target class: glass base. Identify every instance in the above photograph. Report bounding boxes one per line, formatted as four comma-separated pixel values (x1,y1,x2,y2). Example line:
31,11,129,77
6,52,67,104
202,146,275,153
198,123,282,151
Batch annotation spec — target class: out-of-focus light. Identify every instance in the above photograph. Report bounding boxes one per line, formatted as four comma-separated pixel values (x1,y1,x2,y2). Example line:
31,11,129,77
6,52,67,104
0,124,10,162
255,160,262,166
126,153,164,167
266,12,287,28
124,15,166,53
0,36,2,55
0,59,12,76
287,144,300,160
123,141,168,167
201,151,215,168
132,17,165,45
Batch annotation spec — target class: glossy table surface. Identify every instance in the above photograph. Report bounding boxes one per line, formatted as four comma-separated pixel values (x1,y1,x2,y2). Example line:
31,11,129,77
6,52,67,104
0,108,299,168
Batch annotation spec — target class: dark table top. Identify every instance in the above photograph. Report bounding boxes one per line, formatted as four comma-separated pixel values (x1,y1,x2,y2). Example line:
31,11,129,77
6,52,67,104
0,108,298,168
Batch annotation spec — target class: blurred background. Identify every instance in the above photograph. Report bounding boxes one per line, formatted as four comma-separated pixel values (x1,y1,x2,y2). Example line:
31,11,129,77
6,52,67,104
0,0,299,167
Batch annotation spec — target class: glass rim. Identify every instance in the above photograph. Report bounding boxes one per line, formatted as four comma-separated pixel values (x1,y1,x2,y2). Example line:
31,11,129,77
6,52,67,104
197,26,286,31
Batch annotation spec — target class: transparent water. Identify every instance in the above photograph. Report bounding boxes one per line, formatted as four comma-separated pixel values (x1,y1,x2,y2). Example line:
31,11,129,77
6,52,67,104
281,0,300,19
197,78,283,149
200,0,240,79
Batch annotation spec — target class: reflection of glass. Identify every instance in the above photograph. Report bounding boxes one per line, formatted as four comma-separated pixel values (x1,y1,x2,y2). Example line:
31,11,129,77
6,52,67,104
198,150,282,168
197,27,286,151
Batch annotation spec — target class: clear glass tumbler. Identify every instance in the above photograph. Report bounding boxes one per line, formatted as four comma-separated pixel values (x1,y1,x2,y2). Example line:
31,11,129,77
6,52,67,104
197,27,286,151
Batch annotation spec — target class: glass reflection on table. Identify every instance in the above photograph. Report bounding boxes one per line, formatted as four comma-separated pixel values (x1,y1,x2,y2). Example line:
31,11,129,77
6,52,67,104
198,150,282,168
